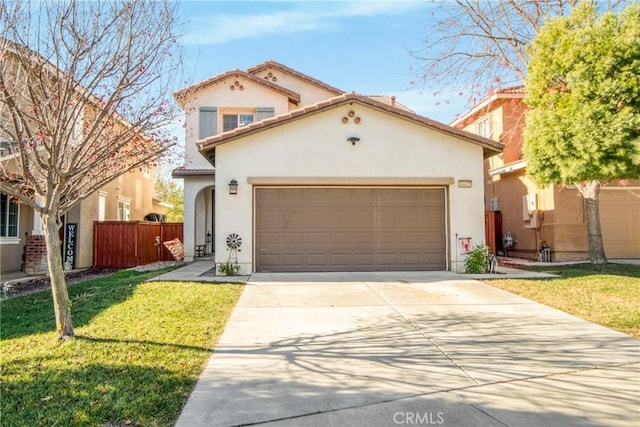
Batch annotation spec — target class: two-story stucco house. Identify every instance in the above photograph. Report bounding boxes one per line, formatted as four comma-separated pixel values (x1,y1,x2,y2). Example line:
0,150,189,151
0,39,170,275
173,61,503,273
451,86,640,260
1,142,168,274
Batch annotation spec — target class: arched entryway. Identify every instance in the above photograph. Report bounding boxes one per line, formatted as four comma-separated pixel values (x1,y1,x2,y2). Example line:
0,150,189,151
182,176,215,261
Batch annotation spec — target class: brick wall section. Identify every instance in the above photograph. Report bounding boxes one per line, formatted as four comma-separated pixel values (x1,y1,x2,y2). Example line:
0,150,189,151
24,235,48,275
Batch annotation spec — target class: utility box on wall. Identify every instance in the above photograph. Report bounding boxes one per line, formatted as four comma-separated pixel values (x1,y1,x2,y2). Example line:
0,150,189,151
522,194,537,220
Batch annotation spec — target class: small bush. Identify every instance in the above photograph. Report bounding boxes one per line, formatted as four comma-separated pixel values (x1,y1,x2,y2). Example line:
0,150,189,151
217,261,240,276
464,244,489,274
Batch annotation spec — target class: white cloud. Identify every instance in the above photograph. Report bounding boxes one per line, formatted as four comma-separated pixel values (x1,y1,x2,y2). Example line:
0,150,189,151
183,1,428,46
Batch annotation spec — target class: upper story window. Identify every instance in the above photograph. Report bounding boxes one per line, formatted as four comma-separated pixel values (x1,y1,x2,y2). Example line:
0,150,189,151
223,113,254,132
142,163,150,178
476,116,491,139
0,193,19,238
117,197,131,221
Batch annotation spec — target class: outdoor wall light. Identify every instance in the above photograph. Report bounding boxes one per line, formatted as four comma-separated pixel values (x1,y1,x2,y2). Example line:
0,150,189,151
347,136,360,145
228,179,238,195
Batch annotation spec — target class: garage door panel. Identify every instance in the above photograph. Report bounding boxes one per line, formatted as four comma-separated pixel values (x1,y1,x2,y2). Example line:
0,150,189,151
353,253,375,266
281,253,303,265
353,231,375,244
256,188,446,271
281,232,303,244
306,232,327,244
306,253,329,266
258,232,279,245
329,253,352,266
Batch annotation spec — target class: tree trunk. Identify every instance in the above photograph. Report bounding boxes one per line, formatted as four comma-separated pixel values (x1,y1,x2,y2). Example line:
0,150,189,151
42,214,75,339
576,180,607,265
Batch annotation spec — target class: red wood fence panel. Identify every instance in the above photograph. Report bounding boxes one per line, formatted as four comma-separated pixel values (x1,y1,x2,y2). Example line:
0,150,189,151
160,223,184,261
137,222,161,266
484,211,503,255
93,221,184,268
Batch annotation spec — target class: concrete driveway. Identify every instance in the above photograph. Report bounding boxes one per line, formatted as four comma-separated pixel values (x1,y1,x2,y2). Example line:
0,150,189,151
176,271,640,427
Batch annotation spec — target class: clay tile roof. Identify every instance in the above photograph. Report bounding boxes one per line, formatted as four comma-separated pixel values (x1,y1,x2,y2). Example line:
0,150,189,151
450,84,526,127
495,85,525,94
197,92,503,158
247,60,344,95
173,69,301,106
172,166,215,178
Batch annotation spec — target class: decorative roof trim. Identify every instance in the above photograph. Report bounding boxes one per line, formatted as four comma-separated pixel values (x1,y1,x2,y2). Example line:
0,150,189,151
173,69,301,106
197,92,503,157
247,60,344,95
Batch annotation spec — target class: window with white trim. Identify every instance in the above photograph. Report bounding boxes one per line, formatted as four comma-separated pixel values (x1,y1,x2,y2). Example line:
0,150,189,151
98,191,107,221
222,113,254,132
476,116,491,139
142,163,150,178
117,197,131,221
0,193,19,238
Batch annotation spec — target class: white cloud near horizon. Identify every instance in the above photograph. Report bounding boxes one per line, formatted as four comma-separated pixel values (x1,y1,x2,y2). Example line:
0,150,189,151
182,1,429,46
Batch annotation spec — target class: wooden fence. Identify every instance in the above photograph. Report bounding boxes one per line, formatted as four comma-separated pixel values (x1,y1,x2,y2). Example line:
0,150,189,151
93,221,184,268
484,211,503,255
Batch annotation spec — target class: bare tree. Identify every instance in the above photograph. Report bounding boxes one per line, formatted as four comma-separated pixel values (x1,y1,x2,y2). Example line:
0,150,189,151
0,0,183,339
413,0,627,99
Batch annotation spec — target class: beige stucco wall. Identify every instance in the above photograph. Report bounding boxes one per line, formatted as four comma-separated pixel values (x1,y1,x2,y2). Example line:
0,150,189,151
183,77,291,170
251,67,340,106
0,203,34,272
214,103,486,273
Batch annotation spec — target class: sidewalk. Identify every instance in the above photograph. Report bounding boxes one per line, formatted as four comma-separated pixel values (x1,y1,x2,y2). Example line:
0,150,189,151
149,258,249,283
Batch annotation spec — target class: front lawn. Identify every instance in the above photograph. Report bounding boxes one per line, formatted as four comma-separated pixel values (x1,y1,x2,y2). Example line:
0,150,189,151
1,269,243,426
484,263,640,338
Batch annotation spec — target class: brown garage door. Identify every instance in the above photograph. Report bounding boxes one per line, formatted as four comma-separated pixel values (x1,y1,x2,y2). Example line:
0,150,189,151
600,189,640,258
255,187,446,272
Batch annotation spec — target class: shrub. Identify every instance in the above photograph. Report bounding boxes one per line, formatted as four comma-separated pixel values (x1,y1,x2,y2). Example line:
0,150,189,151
217,261,240,276
464,244,489,274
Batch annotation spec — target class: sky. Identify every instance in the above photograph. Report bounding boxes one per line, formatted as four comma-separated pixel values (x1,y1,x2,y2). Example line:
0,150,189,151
176,0,472,124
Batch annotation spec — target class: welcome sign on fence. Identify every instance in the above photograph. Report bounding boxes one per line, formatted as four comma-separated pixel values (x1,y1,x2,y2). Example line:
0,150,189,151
63,223,78,271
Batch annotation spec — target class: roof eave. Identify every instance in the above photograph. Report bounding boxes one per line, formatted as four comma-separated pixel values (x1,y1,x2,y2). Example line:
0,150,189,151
197,93,504,158
173,70,301,106
488,160,528,176
450,92,525,128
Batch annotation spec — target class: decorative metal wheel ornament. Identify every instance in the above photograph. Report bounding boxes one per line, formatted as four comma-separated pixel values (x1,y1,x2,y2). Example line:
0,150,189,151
226,233,242,249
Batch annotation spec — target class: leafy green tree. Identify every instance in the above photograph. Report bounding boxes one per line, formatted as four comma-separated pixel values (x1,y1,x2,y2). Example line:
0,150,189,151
155,176,183,222
523,2,640,264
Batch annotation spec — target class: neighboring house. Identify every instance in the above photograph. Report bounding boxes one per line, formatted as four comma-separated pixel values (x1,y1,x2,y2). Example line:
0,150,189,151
0,39,169,275
0,152,167,274
173,61,503,273
451,86,640,260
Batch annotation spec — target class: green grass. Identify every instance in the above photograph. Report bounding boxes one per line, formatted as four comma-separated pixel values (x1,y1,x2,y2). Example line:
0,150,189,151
484,263,640,338
1,269,243,426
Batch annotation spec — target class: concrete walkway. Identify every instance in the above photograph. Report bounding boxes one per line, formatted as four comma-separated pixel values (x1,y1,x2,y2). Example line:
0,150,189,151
149,259,560,284
175,271,639,427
